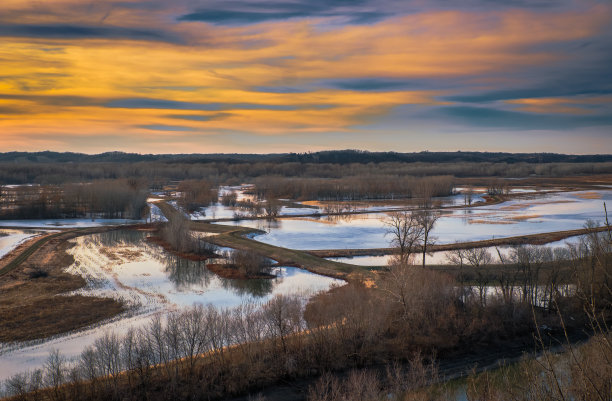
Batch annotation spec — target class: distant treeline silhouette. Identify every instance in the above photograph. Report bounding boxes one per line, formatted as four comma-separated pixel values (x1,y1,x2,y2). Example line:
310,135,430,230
1,150,612,164
1,159,611,186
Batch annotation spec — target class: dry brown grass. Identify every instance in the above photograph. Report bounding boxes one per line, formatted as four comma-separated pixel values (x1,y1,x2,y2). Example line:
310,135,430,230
574,191,602,199
0,232,57,273
499,200,573,211
0,230,125,342
0,294,123,342
508,214,541,221
468,219,515,225
205,263,275,279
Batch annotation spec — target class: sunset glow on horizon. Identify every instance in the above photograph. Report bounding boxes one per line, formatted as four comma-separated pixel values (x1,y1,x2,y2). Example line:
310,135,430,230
0,0,611,154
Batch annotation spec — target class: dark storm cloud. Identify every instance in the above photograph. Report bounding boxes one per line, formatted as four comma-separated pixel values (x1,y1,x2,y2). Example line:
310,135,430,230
447,86,612,103
429,106,612,130
254,78,439,93
0,23,181,43
446,33,612,103
325,78,420,91
446,69,612,103
177,0,577,26
178,0,388,25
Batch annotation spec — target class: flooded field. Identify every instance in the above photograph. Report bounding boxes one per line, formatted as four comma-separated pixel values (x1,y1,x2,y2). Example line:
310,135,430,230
327,236,584,267
188,185,569,221
0,218,143,228
221,190,612,250
189,185,490,221
1,185,609,385
0,230,342,380
0,228,45,258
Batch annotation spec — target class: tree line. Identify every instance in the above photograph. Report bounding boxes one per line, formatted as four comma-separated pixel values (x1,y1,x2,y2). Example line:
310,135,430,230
0,179,148,220
1,159,611,187
2,150,612,164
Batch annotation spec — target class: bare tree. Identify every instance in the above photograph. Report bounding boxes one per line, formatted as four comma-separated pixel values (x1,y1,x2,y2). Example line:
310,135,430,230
416,210,440,267
178,305,209,383
446,246,467,299
381,265,456,325
220,190,238,206
464,248,493,306
463,186,474,206
229,249,273,276
263,295,303,355
93,331,122,397
384,211,424,265
44,349,66,401
4,372,28,401
264,198,281,218
464,247,493,268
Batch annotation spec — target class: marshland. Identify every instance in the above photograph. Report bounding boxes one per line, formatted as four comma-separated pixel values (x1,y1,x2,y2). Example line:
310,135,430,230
0,151,610,401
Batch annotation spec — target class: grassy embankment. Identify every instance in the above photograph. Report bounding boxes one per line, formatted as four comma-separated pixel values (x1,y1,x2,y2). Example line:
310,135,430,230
0,226,136,342
154,200,371,282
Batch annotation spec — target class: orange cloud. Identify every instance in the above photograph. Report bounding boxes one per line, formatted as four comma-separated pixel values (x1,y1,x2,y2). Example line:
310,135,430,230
506,96,612,114
0,2,610,151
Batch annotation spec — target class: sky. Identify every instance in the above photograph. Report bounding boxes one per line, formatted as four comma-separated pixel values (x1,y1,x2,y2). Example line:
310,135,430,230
0,0,611,154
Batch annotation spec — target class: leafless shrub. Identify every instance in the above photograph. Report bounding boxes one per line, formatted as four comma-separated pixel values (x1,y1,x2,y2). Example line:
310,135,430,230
384,211,424,265
221,191,238,206
44,349,66,401
229,249,273,276
4,373,29,401
177,179,217,212
263,198,281,217
416,210,439,267
308,369,380,401
160,216,217,255
386,353,441,398
380,265,457,338
461,248,494,306
262,295,304,356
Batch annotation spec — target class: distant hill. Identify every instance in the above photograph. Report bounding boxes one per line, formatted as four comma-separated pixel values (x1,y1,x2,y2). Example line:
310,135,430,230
0,150,611,164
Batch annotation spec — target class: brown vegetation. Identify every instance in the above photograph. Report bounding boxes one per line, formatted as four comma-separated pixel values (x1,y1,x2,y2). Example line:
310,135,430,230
1,214,610,399
177,179,217,212
156,213,217,257
225,248,274,277
205,263,275,279
253,175,454,201
0,161,610,400
146,235,214,261
0,232,124,342
0,179,148,220
1,264,601,400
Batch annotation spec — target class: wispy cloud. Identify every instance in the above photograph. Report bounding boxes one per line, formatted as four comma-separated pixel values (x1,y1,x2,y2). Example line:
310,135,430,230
138,124,195,131
105,98,300,111
0,23,181,42
178,0,388,25
0,0,610,153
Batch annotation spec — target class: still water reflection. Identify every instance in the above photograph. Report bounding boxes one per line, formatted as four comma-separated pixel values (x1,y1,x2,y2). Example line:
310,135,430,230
71,230,343,307
0,229,343,380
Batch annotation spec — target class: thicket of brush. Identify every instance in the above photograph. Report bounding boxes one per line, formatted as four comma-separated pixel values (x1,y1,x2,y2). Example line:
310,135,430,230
0,179,148,220
2,221,610,401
